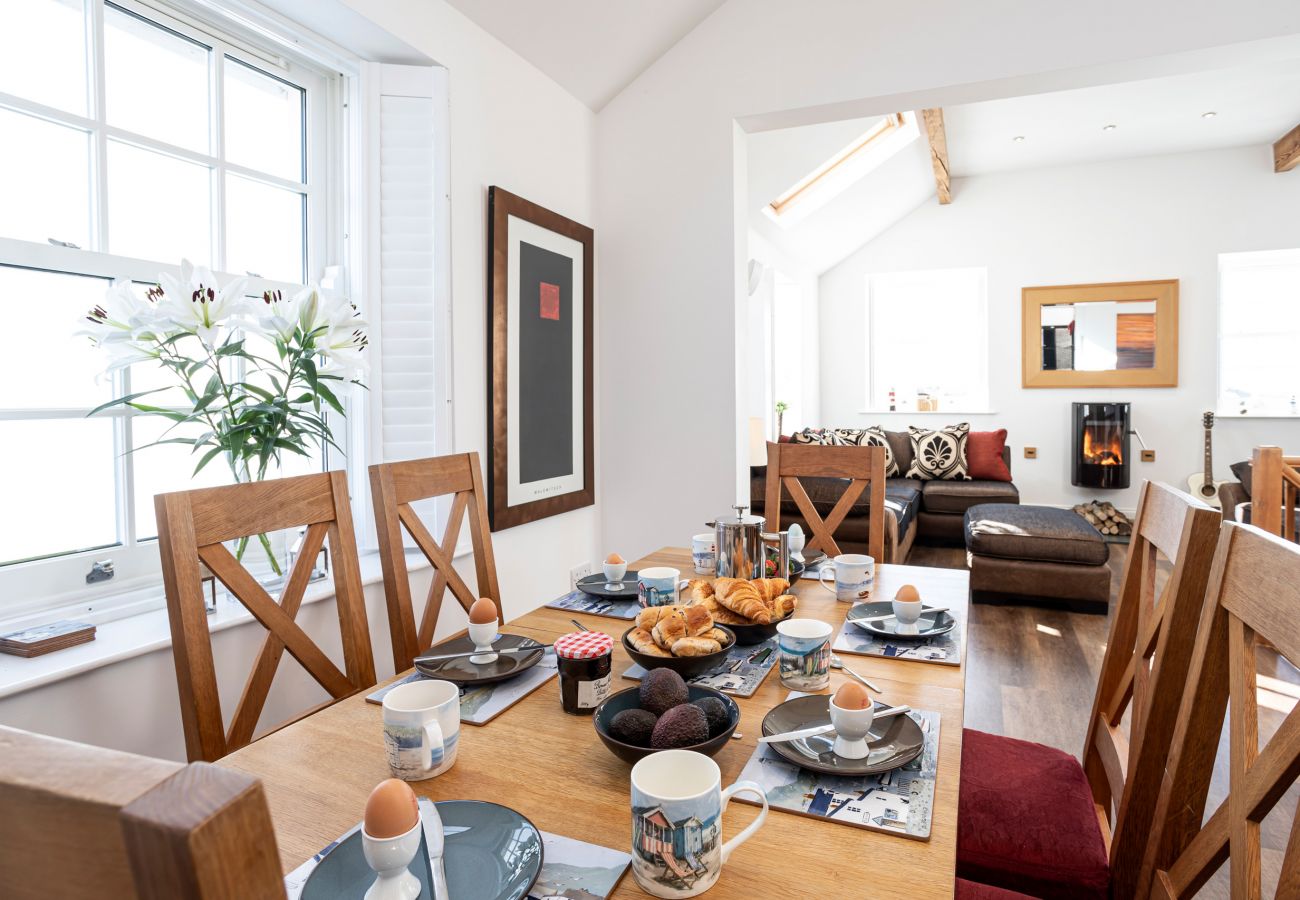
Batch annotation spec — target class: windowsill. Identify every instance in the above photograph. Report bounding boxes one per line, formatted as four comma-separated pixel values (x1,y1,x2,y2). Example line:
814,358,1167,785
857,409,1000,416
0,549,433,701
1214,411,1300,420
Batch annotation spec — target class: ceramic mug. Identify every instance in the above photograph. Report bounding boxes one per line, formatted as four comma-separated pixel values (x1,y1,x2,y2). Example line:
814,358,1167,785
818,553,874,602
691,533,716,575
382,679,460,781
776,618,833,691
630,749,768,899
638,566,682,607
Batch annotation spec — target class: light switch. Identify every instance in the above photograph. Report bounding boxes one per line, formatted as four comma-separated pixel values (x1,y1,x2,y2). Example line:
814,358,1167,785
1024,447,1038,459
1141,449,1156,462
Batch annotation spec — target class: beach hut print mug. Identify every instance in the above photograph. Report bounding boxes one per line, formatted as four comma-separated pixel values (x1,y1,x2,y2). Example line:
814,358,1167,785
630,749,768,898
382,679,460,781
777,618,833,690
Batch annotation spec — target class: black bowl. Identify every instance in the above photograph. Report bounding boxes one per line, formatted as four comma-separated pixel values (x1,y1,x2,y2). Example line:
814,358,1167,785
621,624,735,679
758,557,805,585
593,685,740,764
726,620,780,646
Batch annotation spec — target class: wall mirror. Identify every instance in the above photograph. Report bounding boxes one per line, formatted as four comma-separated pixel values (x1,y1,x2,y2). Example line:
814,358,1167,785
1021,279,1178,387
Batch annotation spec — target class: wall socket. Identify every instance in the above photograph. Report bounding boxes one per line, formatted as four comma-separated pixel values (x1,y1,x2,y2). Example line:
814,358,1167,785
1141,449,1156,462
1024,447,1038,459
570,562,593,590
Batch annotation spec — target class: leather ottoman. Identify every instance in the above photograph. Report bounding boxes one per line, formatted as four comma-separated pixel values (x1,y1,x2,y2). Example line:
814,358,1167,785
964,504,1111,613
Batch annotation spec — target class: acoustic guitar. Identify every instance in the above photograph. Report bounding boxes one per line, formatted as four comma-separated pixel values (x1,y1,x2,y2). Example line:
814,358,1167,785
1186,411,1226,508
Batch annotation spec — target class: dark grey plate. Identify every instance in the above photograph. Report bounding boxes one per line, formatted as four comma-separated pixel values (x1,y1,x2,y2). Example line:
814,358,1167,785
797,548,827,568
845,600,957,639
414,634,545,686
761,694,924,776
576,571,640,599
303,799,542,900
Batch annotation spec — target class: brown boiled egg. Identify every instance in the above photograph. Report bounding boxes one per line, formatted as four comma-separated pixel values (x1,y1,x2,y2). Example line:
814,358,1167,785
364,778,419,838
606,552,625,564
833,681,872,710
895,584,921,603
469,596,498,625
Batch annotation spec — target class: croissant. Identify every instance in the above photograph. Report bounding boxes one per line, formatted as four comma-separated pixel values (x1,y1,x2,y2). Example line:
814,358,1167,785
652,610,688,649
671,636,721,657
715,580,771,624
681,579,715,603
701,627,731,644
682,604,713,637
771,594,798,620
750,577,790,604
637,605,683,631
698,595,750,625
628,627,670,656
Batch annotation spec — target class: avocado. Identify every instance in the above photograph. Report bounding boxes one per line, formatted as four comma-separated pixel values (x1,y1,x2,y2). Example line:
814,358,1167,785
609,708,658,746
639,668,689,716
650,703,710,749
692,696,731,737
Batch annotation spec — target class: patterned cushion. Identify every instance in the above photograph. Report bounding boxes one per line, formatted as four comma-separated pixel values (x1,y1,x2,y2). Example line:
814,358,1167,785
791,427,899,476
790,428,835,445
862,425,900,477
906,423,970,481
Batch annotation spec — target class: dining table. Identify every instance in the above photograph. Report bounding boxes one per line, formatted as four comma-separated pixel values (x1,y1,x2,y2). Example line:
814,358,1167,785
220,547,970,899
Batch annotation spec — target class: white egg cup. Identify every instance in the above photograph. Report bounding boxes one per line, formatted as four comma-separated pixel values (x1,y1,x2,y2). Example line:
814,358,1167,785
466,620,499,664
603,560,628,590
786,525,806,560
829,697,876,760
892,597,924,635
362,818,423,900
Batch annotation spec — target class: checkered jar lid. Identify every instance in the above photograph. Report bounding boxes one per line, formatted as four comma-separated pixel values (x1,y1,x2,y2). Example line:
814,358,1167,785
554,631,614,659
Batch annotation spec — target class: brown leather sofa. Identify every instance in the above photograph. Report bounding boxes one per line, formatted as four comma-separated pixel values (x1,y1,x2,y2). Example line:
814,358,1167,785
750,430,1019,563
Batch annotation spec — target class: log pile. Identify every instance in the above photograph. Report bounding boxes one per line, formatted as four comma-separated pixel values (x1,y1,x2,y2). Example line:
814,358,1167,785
1073,500,1132,536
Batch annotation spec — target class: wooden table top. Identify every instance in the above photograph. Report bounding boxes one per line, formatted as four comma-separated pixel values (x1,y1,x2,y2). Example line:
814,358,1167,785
221,548,969,899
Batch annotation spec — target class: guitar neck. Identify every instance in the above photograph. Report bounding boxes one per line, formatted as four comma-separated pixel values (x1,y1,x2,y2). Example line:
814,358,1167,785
1203,427,1213,484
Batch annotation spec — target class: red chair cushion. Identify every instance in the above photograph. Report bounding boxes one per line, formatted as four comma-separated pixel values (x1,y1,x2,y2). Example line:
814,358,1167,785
955,878,1037,899
958,728,1109,900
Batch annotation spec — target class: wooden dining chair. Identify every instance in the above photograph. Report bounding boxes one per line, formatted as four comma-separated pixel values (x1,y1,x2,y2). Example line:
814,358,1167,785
958,481,1221,899
1249,445,1300,541
370,452,503,673
156,471,377,763
763,440,886,562
0,725,285,899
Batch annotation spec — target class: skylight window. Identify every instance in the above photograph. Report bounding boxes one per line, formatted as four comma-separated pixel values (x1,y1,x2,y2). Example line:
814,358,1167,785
766,112,920,225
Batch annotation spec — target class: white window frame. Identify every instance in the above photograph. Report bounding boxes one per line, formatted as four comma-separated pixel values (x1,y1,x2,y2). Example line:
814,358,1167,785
1217,248,1300,419
0,0,353,623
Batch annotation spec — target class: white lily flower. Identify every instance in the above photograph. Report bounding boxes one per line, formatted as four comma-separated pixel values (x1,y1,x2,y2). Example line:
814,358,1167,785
252,286,304,342
80,278,166,345
155,260,251,347
294,286,369,378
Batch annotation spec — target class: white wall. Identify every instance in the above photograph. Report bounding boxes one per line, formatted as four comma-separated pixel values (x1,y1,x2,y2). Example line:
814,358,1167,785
595,0,1300,557
747,229,820,436
818,144,1300,510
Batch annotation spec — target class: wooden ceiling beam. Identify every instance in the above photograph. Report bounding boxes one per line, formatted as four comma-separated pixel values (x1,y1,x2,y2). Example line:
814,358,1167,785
921,108,952,204
1274,124,1300,173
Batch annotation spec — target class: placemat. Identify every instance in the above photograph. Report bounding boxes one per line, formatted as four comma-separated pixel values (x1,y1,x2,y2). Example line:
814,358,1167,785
831,617,962,666
734,692,940,840
545,588,640,620
285,799,632,899
366,650,559,725
620,637,778,698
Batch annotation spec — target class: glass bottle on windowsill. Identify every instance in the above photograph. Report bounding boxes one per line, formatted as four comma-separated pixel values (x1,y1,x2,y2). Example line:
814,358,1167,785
888,388,896,412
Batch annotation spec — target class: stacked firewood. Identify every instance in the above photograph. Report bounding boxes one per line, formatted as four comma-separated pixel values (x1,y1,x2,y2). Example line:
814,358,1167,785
1073,500,1132,536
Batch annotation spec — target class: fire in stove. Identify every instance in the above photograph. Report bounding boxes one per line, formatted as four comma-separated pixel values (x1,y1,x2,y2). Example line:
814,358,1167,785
1072,402,1131,489
1082,428,1123,466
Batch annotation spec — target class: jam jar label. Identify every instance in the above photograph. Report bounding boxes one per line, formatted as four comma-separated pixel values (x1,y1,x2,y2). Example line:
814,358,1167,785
577,672,612,709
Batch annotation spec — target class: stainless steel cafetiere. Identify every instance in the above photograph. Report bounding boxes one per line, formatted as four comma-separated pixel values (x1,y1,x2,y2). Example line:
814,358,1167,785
708,505,789,579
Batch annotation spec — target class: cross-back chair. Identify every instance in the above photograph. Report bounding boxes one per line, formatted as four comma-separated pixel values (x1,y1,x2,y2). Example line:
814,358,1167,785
0,725,285,898
1140,522,1300,899
370,452,502,673
763,440,886,563
156,471,377,763
1250,445,1300,541
958,481,1221,899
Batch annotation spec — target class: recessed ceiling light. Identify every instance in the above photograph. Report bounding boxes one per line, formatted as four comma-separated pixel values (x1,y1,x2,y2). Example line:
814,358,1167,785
1012,135,1026,143
1202,111,1218,119
1102,124,1118,132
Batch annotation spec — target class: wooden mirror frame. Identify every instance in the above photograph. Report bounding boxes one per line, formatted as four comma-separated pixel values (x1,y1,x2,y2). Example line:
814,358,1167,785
1021,279,1178,388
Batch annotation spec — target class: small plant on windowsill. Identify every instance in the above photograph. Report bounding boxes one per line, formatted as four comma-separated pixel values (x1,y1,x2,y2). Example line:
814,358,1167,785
81,260,368,576
774,401,788,440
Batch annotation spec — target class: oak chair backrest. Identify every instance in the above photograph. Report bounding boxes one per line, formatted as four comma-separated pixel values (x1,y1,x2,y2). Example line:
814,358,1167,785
764,441,886,563
1250,445,1300,541
370,452,502,672
1141,522,1300,899
0,725,285,899
156,471,377,762
1081,481,1221,898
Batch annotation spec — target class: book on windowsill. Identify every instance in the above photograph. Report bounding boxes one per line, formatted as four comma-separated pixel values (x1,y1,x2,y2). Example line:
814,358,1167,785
0,620,96,658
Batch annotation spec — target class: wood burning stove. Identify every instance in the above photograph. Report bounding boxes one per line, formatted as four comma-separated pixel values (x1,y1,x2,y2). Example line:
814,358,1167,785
1072,402,1131,489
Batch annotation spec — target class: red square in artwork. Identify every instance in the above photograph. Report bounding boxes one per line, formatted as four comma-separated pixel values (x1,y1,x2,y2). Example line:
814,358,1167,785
539,282,560,321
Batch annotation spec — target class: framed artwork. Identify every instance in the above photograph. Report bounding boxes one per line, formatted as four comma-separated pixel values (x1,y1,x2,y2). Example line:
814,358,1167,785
487,186,594,530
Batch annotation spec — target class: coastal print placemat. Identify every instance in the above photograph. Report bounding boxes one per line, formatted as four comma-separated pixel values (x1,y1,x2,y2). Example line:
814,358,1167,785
545,588,640,620
734,692,940,840
285,799,632,899
620,637,778,698
366,650,559,725
831,617,962,667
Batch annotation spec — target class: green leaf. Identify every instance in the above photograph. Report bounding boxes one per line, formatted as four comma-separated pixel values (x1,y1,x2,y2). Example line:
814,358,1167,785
313,381,345,415
86,387,169,417
193,444,225,475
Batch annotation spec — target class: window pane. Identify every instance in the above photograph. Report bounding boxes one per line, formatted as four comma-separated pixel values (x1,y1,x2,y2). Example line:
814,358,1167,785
0,265,111,408
0,0,87,115
104,4,210,153
107,140,212,265
0,108,91,248
0,418,117,564
224,58,305,182
225,174,304,281
131,416,234,540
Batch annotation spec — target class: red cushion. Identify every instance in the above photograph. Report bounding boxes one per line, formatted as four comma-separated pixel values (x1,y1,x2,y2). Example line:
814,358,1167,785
967,429,1011,481
955,878,1037,899
958,728,1109,900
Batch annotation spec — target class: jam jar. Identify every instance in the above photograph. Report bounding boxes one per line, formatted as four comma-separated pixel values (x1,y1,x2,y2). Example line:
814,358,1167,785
554,630,614,715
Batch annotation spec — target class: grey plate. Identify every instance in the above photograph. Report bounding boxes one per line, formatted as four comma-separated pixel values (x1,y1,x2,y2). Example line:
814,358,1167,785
414,634,545,686
303,800,542,900
761,694,924,776
845,600,957,639
797,549,827,568
576,571,640,599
